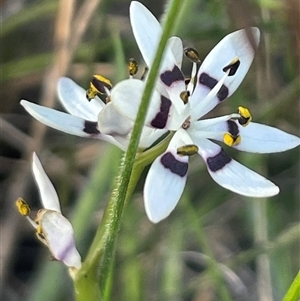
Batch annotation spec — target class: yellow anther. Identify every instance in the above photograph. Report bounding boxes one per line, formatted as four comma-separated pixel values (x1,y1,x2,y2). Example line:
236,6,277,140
16,197,30,216
36,224,43,235
86,86,98,101
223,133,241,147
184,47,201,63
128,58,138,76
177,144,199,156
36,224,47,244
86,75,113,101
180,91,190,104
238,106,252,126
223,57,240,76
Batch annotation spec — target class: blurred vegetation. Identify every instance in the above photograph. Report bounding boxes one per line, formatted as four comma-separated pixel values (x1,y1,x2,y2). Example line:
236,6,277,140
1,0,299,300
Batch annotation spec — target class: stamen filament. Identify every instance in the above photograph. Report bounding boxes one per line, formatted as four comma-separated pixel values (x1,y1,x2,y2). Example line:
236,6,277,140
191,70,230,121
26,216,39,229
192,114,240,130
187,62,198,94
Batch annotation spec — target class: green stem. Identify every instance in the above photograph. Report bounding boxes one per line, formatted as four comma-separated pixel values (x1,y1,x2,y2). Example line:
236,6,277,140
74,0,183,299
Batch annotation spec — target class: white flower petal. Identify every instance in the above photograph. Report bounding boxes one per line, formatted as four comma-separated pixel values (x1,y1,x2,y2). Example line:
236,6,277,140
108,79,182,131
57,77,103,121
191,28,260,117
98,102,168,150
139,127,168,149
32,153,61,212
21,100,124,149
98,101,134,136
168,37,183,67
39,210,81,269
21,99,96,136
130,2,182,70
196,138,279,197
192,120,300,153
130,1,186,114
144,129,193,223
232,122,300,153
130,1,162,67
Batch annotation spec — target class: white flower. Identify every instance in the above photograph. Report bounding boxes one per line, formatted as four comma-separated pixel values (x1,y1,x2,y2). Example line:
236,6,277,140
99,2,300,223
20,77,166,151
16,153,82,270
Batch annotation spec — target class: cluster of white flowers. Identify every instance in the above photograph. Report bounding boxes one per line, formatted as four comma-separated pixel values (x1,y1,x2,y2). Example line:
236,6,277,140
18,1,299,268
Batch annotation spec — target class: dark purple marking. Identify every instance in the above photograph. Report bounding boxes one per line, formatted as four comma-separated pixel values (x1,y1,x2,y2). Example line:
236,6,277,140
227,120,239,137
160,152,188,177
160,65,184,87
83,120,100,135
150,96,171,129
199,73,229,101
207,149,231,172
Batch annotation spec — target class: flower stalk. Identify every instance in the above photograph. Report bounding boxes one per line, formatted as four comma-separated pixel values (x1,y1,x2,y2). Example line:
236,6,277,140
73,0,183,298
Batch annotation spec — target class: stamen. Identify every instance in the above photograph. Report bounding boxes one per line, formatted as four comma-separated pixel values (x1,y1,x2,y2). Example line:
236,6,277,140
36,225,47,245
177,144,199,156
223,57,240,76
187,63,198,94
16,197,30,216
184,47,201,63
86,75,113,101
141,67,149,81
128,58,138,77
237,106,252,126
104,86,111,103
36,224,43,235
180,91,190,104
16,198,39,229
223,133,241,147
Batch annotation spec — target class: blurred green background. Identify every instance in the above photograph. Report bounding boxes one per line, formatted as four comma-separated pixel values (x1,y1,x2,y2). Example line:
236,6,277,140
1,0,299,300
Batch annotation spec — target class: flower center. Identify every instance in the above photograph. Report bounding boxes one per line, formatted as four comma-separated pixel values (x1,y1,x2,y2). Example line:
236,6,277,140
182,116,191,129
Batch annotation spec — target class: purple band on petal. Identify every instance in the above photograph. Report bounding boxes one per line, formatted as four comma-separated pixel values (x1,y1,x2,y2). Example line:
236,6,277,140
83,120,100,135
161,152,188,177
150,96,171,129
57,238,74,261
160,65,185,87
207,149,231,172
199,73,229,101
227,120,239,136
